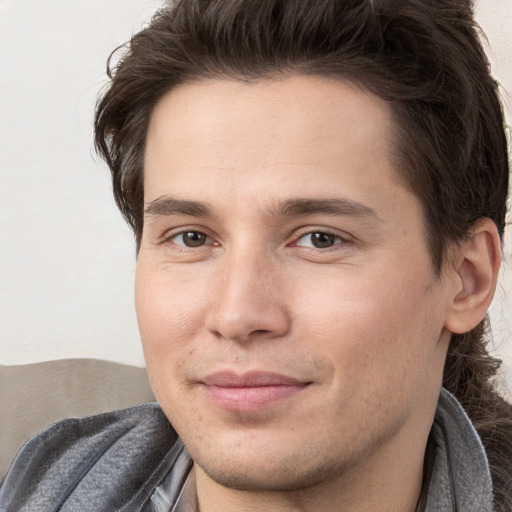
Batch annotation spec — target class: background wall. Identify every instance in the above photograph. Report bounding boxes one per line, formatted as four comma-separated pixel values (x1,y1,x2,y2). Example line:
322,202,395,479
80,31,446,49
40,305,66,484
1,1,511,392
1,0,162,367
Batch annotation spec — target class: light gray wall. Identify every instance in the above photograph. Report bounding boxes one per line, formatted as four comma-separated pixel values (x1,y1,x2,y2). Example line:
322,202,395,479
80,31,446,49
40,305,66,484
1,1,161,366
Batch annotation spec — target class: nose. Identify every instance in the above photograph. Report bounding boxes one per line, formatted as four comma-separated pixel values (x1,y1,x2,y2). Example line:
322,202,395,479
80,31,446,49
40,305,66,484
205,250,291,344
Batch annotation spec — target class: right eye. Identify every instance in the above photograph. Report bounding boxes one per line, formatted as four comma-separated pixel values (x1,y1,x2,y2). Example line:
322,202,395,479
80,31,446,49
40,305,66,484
170,231,211,248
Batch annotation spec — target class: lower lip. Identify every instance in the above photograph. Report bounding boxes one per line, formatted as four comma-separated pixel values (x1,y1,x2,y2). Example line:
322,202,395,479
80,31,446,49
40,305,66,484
202,384,306,412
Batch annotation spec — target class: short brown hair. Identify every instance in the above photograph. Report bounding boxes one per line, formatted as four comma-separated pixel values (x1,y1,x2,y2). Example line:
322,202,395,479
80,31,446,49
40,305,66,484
94,0,511,507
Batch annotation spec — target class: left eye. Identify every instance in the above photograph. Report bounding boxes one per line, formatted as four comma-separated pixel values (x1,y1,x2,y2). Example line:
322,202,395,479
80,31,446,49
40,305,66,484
171,231,210,247
296,232,342,249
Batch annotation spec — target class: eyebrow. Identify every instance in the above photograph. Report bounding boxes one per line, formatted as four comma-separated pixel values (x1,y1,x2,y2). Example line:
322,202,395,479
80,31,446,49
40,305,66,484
144,196,215,218
273,198,382,221
144,195,381,221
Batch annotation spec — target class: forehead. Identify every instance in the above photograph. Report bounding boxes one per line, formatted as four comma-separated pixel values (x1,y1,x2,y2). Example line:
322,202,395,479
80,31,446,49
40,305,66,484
143,75,407,216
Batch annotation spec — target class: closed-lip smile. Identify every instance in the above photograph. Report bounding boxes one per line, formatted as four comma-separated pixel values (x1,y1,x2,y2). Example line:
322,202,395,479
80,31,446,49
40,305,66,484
200,371,311,412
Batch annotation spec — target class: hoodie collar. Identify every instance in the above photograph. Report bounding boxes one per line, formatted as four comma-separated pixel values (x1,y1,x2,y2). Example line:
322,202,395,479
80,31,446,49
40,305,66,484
417,388,494,512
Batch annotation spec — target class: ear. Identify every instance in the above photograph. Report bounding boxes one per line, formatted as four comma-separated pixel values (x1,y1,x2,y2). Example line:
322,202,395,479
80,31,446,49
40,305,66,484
444,218,502,334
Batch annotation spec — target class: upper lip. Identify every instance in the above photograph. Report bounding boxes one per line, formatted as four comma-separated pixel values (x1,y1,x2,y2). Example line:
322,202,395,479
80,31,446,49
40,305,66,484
201,371,309,387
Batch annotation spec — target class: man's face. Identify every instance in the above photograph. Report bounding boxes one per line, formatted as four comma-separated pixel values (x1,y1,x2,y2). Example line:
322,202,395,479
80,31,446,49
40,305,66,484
136,76,452,492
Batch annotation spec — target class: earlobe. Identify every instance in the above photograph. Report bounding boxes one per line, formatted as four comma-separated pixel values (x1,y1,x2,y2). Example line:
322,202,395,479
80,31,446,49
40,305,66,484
444,218,501,334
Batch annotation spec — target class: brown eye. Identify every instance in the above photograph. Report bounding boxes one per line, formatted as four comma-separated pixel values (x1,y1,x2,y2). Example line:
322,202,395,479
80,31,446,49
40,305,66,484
310,232,337,248
296,232,340,249
173,231,209,247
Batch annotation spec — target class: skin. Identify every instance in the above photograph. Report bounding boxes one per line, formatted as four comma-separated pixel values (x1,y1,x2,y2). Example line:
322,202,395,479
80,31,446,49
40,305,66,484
135,76,497,512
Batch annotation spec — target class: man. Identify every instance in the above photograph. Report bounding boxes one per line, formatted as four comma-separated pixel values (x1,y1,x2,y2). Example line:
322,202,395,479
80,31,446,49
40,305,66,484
1,0,511,511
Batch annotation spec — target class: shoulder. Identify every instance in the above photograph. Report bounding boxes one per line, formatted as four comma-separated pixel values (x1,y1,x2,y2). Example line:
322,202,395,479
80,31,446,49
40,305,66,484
0,402,181,511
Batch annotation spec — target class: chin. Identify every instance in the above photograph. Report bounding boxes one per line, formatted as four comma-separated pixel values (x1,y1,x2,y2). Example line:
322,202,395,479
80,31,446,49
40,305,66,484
197,456,337,492
188,432,363,494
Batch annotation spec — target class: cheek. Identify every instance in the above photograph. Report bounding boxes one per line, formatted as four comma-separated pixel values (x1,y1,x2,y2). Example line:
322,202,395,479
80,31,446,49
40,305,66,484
136,263,204,343
295,265,443,386
135,264,207,394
